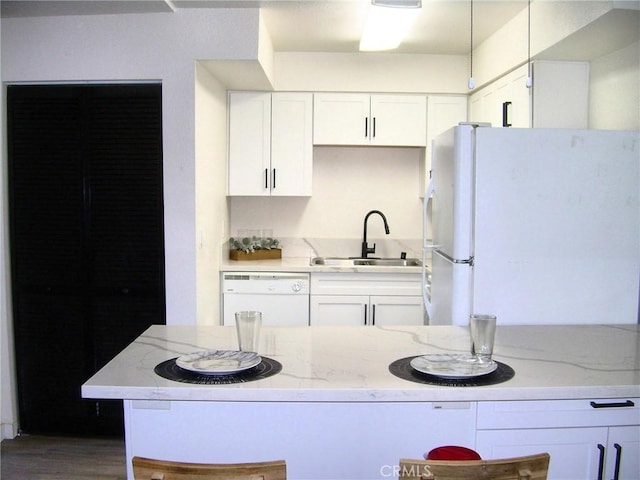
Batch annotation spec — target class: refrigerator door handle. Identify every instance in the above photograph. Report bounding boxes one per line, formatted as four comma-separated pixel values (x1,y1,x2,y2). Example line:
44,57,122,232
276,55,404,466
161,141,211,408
423,179,438,249
422,249,432,319
436,249,474,266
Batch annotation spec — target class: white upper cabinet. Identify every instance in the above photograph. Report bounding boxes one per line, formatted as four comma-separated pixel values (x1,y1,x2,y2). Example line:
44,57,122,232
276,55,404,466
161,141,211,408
228,92,271,196
271,92,314,195
469,64,530,128
313,93,427,146
531,61,589,128
228,91,313,196
469,61,589,129
423,95,468,193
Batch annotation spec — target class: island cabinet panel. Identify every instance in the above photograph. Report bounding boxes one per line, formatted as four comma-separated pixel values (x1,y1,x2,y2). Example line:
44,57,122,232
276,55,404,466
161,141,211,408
476,399,640,480
124,400,477,480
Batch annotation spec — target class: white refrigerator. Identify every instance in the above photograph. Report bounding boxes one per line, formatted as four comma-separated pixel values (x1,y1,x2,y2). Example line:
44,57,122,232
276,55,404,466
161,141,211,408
423,124,639,325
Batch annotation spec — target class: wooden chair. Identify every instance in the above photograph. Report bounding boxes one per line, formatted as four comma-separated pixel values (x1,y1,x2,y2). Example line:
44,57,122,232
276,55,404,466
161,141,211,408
132,456,286,480
399,453,550,480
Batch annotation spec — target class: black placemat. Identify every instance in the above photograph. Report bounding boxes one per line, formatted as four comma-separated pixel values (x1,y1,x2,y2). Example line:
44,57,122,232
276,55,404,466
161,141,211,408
389,356,515,387
154,356,282,385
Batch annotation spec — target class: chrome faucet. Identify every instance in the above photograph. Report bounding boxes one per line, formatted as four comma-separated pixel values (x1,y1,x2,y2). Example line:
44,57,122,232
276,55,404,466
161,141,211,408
361,210,390,258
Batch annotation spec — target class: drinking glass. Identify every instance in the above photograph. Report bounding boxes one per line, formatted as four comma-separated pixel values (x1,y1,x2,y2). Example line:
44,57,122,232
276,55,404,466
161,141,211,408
470,314,497,362
235,311,262,352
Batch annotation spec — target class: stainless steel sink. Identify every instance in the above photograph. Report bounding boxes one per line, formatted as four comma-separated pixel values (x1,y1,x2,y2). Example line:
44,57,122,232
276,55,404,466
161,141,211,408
310,257,422,267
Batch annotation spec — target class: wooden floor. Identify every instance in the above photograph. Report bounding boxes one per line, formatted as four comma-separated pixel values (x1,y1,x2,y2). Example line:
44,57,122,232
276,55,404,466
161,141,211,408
1,434,127,480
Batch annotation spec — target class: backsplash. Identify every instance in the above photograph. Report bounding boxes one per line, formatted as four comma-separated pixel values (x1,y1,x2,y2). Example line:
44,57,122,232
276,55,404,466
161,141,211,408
223,237,422,261
281,237,422,259
229,145,425,239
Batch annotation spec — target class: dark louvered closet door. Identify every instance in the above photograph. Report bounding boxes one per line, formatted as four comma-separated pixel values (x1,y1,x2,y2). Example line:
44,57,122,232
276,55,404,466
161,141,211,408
8,84,165,437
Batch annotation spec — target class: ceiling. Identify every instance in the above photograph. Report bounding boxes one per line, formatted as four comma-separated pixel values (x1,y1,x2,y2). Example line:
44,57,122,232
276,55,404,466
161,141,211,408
0,0,529,55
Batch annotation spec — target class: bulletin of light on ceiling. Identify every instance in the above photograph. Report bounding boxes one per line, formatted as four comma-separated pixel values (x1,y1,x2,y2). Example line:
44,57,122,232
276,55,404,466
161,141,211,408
360,0,422,51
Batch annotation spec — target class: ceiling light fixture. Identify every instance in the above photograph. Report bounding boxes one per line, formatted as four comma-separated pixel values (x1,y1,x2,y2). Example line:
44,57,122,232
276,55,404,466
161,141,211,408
359,0,422,52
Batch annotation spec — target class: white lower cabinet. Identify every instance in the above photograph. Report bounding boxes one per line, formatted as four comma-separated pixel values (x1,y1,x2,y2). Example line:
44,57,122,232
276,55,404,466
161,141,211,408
476,399,640,480
310,294,423,326
310,272,424,326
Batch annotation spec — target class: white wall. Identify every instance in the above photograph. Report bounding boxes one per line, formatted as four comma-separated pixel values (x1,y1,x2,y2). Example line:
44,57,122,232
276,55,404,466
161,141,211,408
590,40,640,130
1,8,261,326
274,52,468,93
0,14,19,441
473,1,617,88
229,146,424,242
195,64,229,326
0,8,262,437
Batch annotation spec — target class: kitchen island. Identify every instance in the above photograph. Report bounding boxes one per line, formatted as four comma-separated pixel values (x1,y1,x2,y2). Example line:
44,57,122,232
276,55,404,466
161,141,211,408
82,325,640,480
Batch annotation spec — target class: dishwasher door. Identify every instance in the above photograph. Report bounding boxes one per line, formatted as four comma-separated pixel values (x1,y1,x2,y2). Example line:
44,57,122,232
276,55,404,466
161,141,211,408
222,272,310,326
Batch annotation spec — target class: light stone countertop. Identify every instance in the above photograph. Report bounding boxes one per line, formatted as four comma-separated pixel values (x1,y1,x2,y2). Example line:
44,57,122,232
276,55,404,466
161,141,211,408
220,256,424,273
82,324,640,403
220,237,427,273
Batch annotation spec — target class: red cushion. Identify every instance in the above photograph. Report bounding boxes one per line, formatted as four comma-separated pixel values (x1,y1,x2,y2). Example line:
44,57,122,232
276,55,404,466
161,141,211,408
425,445,482,461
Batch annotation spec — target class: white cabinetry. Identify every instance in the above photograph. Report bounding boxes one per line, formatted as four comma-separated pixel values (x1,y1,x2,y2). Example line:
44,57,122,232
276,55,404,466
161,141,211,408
313,93,427,146
423,95,468,194
310,273,424,326
531,61,589,128
125,400,476,480
469,61,589,129
469,65,530,128
476,399,640,480
228,92,313,196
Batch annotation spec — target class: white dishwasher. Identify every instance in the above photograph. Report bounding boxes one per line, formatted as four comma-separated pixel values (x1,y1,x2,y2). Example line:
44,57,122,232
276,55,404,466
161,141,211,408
222,272,310,326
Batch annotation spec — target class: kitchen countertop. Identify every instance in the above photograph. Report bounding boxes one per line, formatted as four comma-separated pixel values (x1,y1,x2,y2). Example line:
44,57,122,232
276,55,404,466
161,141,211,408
220,237,427,273
82,324,640,403
220,256,424,273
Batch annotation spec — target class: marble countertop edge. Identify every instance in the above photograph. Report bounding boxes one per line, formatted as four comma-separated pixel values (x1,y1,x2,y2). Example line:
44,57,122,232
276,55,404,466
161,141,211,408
81,384,640,403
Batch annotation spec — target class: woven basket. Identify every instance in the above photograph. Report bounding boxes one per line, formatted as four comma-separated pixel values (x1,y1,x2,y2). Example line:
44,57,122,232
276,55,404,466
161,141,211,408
229,249,282,261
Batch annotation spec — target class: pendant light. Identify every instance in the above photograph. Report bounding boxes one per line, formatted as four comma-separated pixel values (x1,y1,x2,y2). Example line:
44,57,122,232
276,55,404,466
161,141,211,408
468,0,475,89
526,0,533,88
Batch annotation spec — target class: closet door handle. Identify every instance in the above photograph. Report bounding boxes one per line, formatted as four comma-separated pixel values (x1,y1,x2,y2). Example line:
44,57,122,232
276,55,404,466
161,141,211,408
612,443,622,480
596,444,605,480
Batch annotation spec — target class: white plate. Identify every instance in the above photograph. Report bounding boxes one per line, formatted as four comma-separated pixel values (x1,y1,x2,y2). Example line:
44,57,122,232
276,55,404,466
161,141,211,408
176,350,261,375
410,354,497,379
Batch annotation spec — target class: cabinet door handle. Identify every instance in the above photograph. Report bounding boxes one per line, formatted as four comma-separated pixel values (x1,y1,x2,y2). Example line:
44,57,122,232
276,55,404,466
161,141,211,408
596,444,605,480
372,117,376,138
272,168,276,189
612,443,622,480
264,168,269,189
363,304,368,325
590,400,635,409
502,101,512,127
364,117,368,138
372,304,376,325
